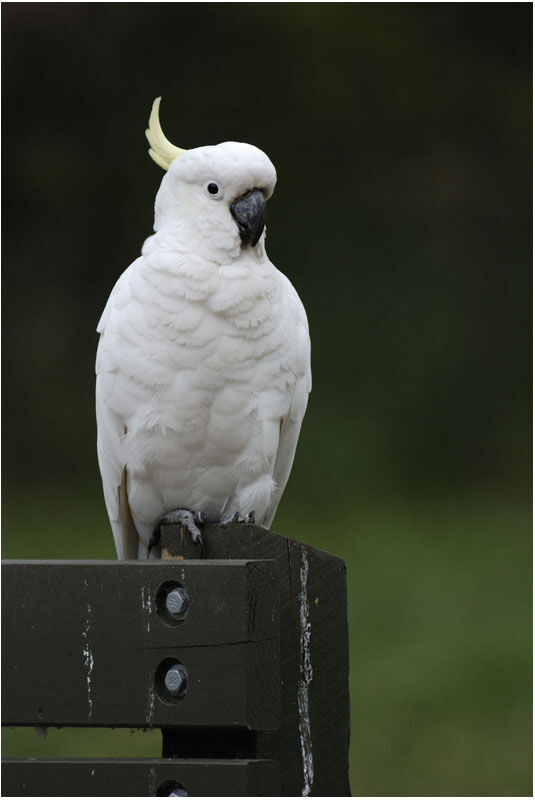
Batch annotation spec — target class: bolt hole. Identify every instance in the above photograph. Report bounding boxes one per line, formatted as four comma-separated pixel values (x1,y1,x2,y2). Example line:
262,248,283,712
156,780,187,797
156,581,190,626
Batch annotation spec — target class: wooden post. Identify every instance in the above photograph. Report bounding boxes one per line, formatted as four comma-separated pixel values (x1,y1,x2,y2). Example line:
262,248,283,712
159,522,351,797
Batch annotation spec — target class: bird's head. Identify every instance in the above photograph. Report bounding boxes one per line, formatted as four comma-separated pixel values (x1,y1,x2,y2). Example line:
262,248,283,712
146,98,277,261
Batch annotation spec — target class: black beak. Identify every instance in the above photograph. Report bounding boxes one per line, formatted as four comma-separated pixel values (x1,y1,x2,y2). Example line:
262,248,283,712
230,188,266,247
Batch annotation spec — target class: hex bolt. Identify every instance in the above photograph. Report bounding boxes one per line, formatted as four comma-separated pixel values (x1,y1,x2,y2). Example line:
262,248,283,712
156,781,187,797
163,663,188,697
165,587,190,620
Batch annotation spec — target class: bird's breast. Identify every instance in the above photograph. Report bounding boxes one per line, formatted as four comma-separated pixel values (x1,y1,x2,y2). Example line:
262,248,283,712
106,252,299,441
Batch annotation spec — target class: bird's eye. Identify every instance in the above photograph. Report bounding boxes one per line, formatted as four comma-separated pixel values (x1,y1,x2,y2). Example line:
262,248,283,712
203,181,223,200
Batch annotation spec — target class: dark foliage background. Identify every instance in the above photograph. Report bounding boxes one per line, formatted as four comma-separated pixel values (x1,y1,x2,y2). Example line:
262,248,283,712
2,3,532,794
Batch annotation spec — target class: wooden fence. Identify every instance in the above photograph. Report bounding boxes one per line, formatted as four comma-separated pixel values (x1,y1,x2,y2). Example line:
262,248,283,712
2,523,350,796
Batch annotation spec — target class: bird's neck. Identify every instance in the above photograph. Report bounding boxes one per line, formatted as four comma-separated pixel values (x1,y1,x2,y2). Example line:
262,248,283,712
142,223,268,271
138,229,278,327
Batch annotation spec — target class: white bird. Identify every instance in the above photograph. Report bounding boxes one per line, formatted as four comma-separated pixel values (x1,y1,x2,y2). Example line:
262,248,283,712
96,98,311,559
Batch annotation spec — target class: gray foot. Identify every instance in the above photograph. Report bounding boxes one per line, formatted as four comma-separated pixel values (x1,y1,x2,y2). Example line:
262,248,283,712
220,510,256,525
148,509,206,558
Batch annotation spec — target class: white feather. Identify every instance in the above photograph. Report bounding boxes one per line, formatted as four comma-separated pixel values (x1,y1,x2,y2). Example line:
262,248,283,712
96,139,311,558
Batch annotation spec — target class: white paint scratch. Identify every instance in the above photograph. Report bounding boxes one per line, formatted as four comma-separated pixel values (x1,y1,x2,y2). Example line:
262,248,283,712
148,766,157,796
81,600,94,718
141,586,153,632
147,679,155,727
298,547,314,796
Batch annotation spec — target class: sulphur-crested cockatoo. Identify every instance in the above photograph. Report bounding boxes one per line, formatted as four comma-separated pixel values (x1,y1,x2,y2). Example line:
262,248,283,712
96,98,311,559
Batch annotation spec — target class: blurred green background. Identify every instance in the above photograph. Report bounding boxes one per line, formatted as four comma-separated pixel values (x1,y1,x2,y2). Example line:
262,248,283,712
2,3,532,795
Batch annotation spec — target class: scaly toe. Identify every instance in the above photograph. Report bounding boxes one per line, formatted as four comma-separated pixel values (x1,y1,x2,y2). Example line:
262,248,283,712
220,510,256,525
148,508,205,558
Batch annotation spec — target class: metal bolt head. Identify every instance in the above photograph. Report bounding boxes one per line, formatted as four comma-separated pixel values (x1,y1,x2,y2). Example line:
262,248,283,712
164,663,188,696
156,780,187,797
165,587,189,620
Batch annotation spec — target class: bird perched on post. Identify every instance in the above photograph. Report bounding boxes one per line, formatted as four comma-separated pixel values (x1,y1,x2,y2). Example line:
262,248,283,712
96,98,311,559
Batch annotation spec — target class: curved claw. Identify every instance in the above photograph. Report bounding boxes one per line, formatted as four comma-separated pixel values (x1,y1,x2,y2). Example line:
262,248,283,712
190,528,206,559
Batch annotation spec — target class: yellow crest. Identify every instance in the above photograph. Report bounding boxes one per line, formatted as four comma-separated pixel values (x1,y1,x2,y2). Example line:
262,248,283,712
145,97,186,171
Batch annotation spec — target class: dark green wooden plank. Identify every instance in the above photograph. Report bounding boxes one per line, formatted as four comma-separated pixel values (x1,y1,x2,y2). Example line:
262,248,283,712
2,560,279,729
162,523,351,796
1,757,280,796
3,525,350,795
